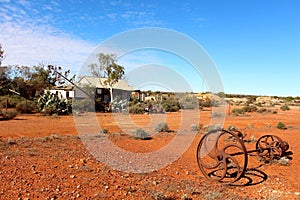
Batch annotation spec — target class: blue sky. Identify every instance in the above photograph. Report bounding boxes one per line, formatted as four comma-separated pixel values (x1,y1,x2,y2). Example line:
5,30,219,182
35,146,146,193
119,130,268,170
0,0,299,96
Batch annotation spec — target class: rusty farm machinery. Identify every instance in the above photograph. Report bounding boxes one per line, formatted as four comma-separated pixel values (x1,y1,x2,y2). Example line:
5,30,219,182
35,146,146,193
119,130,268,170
196,129,290,183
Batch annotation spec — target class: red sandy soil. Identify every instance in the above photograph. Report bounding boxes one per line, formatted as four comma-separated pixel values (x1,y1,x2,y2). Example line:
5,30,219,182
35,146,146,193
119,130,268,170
0,106,300,199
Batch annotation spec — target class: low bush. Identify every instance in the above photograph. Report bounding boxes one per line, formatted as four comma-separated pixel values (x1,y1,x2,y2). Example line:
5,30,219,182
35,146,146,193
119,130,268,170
257,108,267,113
16,100,37,113
72,99,94,113
211,112,223,118
1,110,17,120
42,104,57,115
129,103,147,114
100,129,108,134
198,99,212,108
0,95,25,108
190,124,199,132
243,105,258,112
161,98,180,112
179,95,198,110
277,122,287,130
191,123,205,132
232,108,244,115
132,128,149,140
280,104,290,111
38,92,73,115
155,122,170,132
207,124,222,132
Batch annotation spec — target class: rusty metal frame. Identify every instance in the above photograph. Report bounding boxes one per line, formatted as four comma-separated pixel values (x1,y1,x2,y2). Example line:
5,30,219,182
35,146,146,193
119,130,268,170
196,129,289,183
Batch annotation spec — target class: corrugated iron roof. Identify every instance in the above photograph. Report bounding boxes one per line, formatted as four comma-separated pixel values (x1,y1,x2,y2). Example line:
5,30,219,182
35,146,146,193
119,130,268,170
77,76,135,91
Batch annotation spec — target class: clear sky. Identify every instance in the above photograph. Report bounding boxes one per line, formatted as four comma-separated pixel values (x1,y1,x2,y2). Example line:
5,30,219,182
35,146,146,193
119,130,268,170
0,0,299,96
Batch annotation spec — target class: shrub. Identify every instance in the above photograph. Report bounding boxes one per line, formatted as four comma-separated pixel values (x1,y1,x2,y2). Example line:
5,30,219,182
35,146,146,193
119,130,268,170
190,124,198,132
280,104,290,111
277,122,287,130
232,108,244,115
255,102,263,107
132,128,149,140
42,104,57,115
129,103,147,114
1,110,17,120
100,129,108,134
16,100,37,113
191,123,205,132
242,105,258,112
162,98,180,112
179,96,198,110
38,92,73,115
72,99,94,112
211,112,223,118
0,95,23,108
199,99,212,108
155,122,170,132
207,124,222,132
257,108,267,113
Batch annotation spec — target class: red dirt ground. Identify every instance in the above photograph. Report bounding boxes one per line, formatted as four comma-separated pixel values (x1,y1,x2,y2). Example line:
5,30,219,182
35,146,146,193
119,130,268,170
0,106,300,199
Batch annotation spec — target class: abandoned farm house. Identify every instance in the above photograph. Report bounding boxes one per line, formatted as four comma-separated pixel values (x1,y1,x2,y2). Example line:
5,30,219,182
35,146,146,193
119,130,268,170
74,77,139,112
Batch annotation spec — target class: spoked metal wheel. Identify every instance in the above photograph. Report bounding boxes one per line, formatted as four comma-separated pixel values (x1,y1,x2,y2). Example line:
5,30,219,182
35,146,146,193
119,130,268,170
196,129,248,183
256,135,289,160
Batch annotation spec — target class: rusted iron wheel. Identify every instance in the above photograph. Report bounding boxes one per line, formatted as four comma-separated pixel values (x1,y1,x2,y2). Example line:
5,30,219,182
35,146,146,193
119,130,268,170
256,135,289,160
196,129,248,183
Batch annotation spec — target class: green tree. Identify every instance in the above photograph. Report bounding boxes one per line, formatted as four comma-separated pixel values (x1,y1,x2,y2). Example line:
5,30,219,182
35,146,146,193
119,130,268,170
89,53,125,102
47,65,75,87
0,44,4,67
7,65,50,99
1,64,74,99
0,44,11,94
30,66,52,94
0,66,12,95
216,92,226,98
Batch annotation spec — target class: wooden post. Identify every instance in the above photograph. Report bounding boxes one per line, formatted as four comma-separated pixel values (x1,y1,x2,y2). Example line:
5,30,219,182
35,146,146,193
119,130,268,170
5,97,8,113
228,102,231,115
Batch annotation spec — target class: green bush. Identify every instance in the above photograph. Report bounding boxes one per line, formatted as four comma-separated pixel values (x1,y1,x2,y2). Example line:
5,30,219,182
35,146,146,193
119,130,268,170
38,92,73,115
179,96,198,110
16,100,37,113
277,122,287,130
243,105,258,112
280,104,290,111
132,128,149,140
72,99,94,112
129,102,147,114
199,99,212,108
1,110,17,120
155,122,170,132
211,112,223,118
162,98,180,112
257,108,267,113
0,95,25,108
100,129,108,134
190,124,199,132
127,95,182,113
42,104,57,115
232,108,244,115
